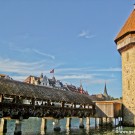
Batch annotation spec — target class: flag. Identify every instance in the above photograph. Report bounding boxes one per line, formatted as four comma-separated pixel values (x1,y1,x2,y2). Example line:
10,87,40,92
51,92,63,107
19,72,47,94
50,69,54,73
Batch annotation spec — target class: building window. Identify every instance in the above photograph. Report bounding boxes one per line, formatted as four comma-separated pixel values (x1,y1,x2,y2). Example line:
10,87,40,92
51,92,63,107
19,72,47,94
127,52,129,61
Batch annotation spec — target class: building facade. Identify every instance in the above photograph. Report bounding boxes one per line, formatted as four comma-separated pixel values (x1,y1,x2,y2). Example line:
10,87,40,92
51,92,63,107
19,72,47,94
115,7,135,126
24,73,89,95
90,83,110,101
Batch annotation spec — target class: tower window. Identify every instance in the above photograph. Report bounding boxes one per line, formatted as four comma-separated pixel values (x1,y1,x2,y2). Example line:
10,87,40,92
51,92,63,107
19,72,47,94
128,80,130,90
127,52,129,61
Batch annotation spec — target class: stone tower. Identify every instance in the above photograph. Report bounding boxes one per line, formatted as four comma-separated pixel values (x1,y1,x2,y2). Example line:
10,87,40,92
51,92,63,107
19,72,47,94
115,7,135,126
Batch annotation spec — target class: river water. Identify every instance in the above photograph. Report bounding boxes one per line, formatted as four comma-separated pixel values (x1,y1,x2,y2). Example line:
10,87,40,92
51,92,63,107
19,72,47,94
0,117,135,135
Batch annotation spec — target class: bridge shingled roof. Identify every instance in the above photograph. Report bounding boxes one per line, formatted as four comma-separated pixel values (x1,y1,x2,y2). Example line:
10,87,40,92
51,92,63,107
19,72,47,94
0,78,93,105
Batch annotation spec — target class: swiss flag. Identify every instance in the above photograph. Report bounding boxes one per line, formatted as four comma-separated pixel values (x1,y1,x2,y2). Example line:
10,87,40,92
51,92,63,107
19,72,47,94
50,69,54,73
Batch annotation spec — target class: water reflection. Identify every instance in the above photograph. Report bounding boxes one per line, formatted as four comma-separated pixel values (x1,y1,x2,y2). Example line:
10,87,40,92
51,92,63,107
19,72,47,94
1,118,135,135
66,127,70,135
86,125,90,134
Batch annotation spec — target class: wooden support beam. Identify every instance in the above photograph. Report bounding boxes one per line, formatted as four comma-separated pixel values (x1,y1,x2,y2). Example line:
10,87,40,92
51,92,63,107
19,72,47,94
99,118,103,126
86,117,90,125
0,118,4,133
3,119,7,133
66,118,71,127
41,118,47,134
95,118,97,127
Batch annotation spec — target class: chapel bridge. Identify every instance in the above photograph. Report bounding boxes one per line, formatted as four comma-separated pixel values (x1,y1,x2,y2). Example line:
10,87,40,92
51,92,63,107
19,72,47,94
0,78,95,119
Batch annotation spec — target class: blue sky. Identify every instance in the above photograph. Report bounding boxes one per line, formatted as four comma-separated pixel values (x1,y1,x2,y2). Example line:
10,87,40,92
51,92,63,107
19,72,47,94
0,1,134,98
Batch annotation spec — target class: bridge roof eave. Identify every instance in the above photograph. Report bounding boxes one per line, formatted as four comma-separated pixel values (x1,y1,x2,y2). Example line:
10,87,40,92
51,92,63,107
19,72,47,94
0,78,93,105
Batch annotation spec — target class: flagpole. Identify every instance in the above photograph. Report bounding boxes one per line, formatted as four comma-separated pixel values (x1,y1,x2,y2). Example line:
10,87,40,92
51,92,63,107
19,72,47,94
50,69,54,78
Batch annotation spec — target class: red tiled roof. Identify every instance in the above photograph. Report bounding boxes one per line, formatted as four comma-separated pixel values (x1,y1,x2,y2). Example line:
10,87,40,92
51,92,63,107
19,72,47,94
115,9,135,41
0,74,6,77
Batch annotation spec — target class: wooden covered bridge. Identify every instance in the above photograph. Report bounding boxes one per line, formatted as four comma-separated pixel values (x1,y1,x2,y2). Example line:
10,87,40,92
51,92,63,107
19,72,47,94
0,78,95,118
0,78,122,133
0,78,96,132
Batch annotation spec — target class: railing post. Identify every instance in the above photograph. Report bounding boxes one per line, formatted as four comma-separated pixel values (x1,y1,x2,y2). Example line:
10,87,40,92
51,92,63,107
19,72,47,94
15,96,19,103
32,98,35,106
47,100,51,106
0,94,3,102
61,101,65,108
74,103,76,108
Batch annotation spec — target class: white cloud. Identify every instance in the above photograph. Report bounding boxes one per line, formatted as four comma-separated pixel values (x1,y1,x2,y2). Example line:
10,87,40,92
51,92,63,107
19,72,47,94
56,74,93,80
56,67,85,73
12,75,28,81
55,67,121,74
89,67,121,72
53,67,120,86
10,46,55,60
78,30,95,39
78,30,88,37
0,56,121,87
90,79,116,84
10,47,31,53
79,78,116,87
0,57,46,76
0,57,63,81
33,49,55,60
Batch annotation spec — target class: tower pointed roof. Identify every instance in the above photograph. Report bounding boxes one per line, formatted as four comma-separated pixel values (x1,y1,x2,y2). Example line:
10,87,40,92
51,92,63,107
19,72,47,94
103,83,109,97
80,80,83,90
115,8,135,42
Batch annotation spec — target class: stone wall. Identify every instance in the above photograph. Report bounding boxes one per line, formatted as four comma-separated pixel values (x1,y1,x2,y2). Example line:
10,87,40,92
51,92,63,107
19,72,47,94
122,44,135,126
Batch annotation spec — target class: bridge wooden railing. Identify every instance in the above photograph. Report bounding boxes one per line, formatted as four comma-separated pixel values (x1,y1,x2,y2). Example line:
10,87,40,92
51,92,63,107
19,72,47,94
0,102,95,119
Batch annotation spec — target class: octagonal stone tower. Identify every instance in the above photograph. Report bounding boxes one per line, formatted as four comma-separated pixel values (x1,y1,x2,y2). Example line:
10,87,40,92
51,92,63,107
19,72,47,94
115,7,135,126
